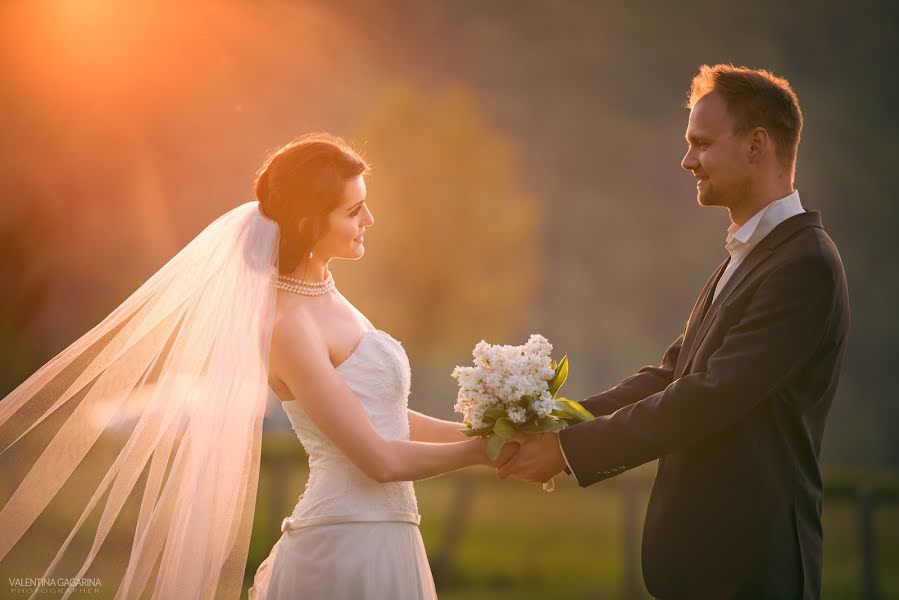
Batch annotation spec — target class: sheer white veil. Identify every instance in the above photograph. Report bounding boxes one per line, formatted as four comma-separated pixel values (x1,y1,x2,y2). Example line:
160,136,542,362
0,200,280,599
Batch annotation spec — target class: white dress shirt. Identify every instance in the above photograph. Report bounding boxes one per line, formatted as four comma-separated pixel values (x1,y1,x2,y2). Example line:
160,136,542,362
558,190,805,484
713,190,805,301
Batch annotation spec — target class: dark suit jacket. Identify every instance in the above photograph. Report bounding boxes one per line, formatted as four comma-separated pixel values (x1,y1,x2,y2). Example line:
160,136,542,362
558,211,849,600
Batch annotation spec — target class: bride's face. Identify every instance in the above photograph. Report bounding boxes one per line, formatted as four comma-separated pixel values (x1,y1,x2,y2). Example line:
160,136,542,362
313,174,374,261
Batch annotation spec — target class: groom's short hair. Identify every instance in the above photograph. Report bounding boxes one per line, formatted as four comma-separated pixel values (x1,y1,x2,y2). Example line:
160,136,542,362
687,64,803,178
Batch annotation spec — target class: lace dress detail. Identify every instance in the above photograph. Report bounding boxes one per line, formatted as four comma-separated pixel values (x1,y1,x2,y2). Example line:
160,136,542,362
277,329,419,528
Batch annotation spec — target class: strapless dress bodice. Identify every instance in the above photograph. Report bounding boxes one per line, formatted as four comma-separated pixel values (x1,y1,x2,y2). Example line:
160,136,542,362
271,329,420,531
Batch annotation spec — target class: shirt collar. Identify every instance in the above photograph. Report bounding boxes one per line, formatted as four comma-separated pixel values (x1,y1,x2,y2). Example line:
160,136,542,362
725,190,804,254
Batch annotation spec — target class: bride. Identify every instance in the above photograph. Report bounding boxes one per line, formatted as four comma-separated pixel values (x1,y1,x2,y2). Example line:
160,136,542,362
0,133,520,599
247,134,523,599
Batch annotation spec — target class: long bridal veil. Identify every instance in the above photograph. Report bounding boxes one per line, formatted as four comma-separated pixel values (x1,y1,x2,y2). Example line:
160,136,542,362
0,201,280,599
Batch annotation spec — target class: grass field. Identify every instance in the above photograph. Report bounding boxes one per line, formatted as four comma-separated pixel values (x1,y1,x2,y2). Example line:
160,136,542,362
1,438,894,599
247,451,899,600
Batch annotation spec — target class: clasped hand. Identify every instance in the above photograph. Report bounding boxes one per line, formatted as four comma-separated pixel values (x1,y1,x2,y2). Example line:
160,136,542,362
484,431,567,486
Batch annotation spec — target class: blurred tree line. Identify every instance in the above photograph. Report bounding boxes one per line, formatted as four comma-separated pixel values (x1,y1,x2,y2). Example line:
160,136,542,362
334,0,899,469
1,0,896,470
339,85,540,404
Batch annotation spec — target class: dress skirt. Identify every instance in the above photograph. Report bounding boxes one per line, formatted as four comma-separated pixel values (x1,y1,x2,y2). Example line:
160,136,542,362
248,519,438,600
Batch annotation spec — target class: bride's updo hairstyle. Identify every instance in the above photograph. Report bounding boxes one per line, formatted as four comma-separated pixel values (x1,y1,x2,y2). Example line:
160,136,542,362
254,132,369,275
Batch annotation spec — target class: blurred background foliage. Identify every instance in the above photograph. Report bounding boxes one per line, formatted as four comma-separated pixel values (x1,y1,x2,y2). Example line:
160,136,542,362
1,0,897,598
2,0,895,468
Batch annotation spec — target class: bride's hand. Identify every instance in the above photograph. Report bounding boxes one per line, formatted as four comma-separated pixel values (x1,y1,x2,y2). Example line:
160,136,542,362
480,432,531,468
487,439,520,469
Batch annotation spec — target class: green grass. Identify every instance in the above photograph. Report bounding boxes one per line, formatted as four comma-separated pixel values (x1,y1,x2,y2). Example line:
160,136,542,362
878,504,899,597
415,471,645,599
245,454,899,599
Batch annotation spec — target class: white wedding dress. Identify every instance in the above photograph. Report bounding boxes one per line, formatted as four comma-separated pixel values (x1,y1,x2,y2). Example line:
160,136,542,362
248,329,438,600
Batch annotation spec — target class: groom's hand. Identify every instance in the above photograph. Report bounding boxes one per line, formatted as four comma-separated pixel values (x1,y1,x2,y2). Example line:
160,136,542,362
496,431,566,484
484,438,523,469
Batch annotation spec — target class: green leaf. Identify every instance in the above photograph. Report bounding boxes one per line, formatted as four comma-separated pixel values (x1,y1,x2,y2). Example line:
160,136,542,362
553,397,594,422
493,417,516,440
520,414,544,433
484,407,506,421
551,404,578,420
520,421,539,434
486,434,506,461
525,416,556,433
549,355,569,398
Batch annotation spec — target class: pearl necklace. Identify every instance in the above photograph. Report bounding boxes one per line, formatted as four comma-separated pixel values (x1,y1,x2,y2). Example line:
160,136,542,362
274,271,336,296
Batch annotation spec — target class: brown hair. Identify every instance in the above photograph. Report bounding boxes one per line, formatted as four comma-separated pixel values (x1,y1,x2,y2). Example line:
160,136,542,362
254,133,369,275
687,64,803,177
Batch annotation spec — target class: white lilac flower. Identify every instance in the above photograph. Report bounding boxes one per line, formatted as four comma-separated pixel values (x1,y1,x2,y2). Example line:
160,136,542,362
452,334,560,430
507,406,527,424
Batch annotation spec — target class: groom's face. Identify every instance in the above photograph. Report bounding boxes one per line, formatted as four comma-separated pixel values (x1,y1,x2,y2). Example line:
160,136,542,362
681,91,752,209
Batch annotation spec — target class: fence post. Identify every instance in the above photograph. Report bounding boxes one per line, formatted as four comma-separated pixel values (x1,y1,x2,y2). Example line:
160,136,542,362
431,473,476,587
621,478,642,600
268,453,290,541
858,485,879,600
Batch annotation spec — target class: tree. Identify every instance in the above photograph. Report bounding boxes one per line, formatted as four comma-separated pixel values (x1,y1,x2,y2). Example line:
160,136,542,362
342,84,541,414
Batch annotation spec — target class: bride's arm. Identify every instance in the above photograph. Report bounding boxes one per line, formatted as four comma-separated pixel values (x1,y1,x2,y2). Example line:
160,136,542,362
271,315,516,483
407,409,468,443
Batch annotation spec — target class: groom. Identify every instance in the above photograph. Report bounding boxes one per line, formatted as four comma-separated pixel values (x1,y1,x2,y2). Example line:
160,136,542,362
498,64,849,600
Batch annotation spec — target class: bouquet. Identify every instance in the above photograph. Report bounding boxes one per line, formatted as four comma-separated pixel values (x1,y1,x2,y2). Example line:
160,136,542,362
452,334,594,490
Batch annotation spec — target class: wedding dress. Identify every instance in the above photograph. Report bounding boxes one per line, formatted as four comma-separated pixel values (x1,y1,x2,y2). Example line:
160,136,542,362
0,201,435,599
248,329,437,600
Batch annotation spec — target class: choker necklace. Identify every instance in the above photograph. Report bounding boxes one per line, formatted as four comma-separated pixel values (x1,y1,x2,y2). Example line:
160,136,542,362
274,271,336,296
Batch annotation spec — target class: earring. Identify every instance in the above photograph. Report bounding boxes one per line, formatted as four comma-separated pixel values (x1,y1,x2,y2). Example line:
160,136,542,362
309,251,314,259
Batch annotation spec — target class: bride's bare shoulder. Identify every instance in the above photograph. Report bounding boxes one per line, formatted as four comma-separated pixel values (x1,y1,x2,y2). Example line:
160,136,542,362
270,306,329,368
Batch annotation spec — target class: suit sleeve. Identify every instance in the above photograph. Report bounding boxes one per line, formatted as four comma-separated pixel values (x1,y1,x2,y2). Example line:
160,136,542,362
579,332,685,418
559,255,838,487
558,436,581,483
560,331,684,476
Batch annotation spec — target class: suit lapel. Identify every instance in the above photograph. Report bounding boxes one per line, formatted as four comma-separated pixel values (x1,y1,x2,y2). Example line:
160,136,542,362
679,211,823,374
674,257,729,378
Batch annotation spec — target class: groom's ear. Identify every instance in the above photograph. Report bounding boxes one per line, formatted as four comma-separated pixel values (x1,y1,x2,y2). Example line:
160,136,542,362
748,127,770,164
